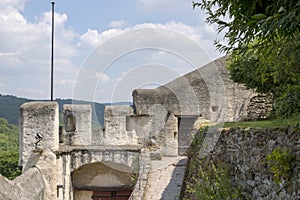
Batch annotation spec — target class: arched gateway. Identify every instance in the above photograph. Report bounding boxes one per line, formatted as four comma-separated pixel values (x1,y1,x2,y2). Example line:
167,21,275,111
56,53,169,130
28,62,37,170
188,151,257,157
72,162,134,200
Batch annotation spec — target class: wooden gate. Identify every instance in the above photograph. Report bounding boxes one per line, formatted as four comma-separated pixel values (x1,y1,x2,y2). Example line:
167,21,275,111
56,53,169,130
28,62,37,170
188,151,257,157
177,115,198,155
92,190,132,200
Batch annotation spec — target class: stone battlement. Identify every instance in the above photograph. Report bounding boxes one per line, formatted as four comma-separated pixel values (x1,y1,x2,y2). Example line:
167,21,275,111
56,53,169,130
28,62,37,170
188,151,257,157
12,55,274,200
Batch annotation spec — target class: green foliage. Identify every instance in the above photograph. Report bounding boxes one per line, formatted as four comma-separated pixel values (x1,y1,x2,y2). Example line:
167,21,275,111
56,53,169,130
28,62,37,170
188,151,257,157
223,115,300,128
0,117,21,180
227,37,300,117
193,0,300,53
183,130,243,199
185,161,243,200
227,37,300,93
0,118,19,151
275,85,300,118
193,1,300,117
0,94,106,127
0,151,21,180
266,147,295,184
0,94,29,125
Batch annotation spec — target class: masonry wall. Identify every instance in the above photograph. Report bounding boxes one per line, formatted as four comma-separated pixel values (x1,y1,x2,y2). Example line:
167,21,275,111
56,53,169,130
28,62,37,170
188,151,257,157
73,162,134,200
63,104,92,146
103,105,138,145
133,56,258,122
19,102,59,200
0,168,45,200
183,127,300,199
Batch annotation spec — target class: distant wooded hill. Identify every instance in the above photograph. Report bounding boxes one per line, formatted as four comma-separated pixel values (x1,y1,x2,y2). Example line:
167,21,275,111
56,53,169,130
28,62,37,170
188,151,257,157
0,94,131,128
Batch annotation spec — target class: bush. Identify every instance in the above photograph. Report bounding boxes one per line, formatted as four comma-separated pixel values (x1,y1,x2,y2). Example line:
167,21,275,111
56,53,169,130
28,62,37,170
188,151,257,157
266,147,295,184
185,160,243,200
0,151,21,180
275,85,300,118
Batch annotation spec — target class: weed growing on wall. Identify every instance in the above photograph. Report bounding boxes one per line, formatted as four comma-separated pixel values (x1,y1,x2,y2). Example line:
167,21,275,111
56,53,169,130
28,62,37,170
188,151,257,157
266,147,295,184
183,128,243,200
184,160,243,200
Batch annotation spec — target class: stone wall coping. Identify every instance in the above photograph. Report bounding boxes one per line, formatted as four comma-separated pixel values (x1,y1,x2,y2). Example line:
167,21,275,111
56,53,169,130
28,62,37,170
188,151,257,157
20,101,58,110
57,145,142,153
129,114,151,117
63,104,91,110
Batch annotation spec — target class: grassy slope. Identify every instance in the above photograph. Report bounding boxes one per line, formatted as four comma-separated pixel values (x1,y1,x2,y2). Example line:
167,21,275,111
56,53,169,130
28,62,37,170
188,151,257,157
223,115,300,128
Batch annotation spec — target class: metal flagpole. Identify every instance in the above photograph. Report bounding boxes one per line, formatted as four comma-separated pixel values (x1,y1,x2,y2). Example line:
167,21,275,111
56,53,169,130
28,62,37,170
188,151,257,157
51,2,55,101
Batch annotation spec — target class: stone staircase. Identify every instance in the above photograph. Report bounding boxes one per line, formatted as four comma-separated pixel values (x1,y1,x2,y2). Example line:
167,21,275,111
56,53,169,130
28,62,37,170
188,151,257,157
144,156,187,200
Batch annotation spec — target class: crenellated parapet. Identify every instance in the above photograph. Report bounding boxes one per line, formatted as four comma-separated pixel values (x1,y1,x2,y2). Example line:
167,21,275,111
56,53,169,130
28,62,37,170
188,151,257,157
13,56,275,200
62,104,92,146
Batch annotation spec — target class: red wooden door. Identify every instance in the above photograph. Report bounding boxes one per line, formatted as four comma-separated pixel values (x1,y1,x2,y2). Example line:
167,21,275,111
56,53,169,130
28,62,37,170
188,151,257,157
92,191,111,200
92,190,132,200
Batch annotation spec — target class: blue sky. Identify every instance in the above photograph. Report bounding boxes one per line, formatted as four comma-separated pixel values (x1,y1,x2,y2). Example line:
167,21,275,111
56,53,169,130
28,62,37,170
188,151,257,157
22,0,202,33
0,0,225,102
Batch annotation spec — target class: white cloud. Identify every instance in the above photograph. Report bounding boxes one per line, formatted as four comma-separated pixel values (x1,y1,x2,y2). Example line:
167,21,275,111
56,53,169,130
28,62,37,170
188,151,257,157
0,1,224,102
95,72,110,83
139,0,191,11
109,20,128,29
56,79,75,85
0,52,14,57
0,2,80,99
79,29,100,47
73,22,225,102
0,0,27,11
16,87,46,99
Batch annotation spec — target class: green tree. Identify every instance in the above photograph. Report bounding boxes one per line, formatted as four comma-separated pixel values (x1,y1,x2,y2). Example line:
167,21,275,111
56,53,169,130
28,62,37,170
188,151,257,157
193,0,300,117
0,151,21,180
228,38,300,95
0,118,19,151
0,118,21,180
193,0,300,53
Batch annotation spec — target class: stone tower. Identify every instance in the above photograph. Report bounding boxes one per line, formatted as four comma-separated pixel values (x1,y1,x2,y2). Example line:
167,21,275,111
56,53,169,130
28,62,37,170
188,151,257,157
19,101,59,199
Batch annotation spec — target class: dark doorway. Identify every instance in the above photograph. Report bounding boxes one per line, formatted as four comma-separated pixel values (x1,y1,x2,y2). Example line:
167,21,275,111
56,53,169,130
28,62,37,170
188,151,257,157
177,115,198,155
91,190,132,200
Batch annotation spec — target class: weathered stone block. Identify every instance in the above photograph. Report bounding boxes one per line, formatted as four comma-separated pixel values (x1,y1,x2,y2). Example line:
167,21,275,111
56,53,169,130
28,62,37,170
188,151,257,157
103,105,138,145
0,168,44,200
150,152,162,160
19,101,59,169
63,104,92,146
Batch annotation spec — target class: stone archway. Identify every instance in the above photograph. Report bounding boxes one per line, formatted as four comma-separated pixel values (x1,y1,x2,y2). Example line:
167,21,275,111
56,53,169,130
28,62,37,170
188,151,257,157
72,162,135,200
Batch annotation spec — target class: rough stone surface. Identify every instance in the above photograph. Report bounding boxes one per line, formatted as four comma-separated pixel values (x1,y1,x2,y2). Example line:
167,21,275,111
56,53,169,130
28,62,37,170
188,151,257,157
19,101,59,200
130,150,151,200
247,94,274,120
56,146,140,200
133,56,263,122
0,167,44,200
144,156,187,200
19,101,59,169
0,56,276,200
73,162,134,200
183,127,300,199
104,105,138,145
63,104,92,145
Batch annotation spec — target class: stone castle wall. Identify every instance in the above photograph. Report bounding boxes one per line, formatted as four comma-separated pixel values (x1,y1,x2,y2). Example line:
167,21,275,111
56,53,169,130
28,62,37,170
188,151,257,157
0,56,275,200
0,168,44,200
183,127,300,199
19,102,59,200
133,56,264,123
16,102,142,200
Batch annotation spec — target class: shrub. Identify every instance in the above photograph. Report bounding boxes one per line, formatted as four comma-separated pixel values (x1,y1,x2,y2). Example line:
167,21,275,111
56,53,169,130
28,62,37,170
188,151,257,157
185,160,243,200
0,151,21,180
275,85,300,118
266,147,295,184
